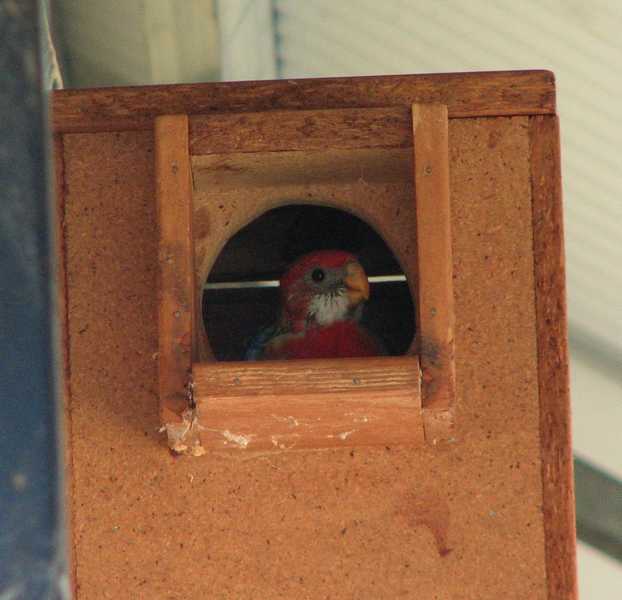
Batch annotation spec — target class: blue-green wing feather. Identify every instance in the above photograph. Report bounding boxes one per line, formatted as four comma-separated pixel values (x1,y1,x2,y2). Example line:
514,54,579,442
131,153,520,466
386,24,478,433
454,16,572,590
244,324,281,361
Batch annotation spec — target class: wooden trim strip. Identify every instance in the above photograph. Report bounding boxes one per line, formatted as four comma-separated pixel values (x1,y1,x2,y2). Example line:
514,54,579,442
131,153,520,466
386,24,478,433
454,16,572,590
194,356,423,451
53,134,71,414
155,115,197,429
52,70,556,134
53,133,78,596
412,104,456,443
530,115,577,599
189,107,412,155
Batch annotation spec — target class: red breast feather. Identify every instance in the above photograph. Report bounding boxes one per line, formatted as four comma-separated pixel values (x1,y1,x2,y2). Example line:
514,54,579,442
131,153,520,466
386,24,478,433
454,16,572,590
264,320,383,360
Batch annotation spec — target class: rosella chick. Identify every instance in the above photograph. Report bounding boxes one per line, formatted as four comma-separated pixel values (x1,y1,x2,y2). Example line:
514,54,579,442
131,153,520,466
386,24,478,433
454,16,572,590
246,250,384,360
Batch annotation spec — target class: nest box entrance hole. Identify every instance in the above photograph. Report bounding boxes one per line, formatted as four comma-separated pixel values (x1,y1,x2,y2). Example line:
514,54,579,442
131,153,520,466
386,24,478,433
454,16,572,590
203,204,417,361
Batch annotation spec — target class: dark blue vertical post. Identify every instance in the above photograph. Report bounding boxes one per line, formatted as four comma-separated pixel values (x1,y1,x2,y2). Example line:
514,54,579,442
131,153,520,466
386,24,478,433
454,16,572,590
0,1,70,598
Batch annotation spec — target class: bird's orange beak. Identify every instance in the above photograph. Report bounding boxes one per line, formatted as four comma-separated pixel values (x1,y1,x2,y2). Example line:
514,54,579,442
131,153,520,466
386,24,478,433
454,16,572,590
344,261,370,306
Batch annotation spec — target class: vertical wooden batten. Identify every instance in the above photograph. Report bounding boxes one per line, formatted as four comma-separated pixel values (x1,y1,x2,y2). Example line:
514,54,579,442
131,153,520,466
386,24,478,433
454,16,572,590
530,115,578,599
411,104,456,443
155,114,203,455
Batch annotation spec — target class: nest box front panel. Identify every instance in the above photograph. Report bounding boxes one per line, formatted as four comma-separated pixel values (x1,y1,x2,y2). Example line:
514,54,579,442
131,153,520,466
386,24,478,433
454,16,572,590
59,112,550,599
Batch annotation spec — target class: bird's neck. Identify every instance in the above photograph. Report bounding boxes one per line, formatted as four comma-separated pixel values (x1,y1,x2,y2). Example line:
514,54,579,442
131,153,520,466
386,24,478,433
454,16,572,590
282,295,363,333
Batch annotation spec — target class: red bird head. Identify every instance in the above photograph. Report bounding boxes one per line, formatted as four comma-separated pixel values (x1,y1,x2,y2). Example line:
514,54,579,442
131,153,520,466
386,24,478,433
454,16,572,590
279,250,370,332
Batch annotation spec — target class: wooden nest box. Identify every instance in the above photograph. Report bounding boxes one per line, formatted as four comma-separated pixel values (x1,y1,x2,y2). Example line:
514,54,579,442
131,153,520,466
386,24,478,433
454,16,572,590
54,71,577,599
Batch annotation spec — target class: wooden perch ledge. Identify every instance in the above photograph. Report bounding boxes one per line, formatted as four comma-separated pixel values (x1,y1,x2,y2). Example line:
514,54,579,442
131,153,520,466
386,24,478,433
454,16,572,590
193,356,423,451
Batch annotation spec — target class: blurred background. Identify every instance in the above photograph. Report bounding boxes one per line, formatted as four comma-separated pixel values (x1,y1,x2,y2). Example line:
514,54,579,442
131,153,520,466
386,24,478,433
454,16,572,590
45,0,621,596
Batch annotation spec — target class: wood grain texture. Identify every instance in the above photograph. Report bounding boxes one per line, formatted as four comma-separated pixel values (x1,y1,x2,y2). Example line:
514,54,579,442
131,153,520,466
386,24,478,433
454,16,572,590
412,104,456,443
52,70,555,133
190,107,412,155
155,115,196,428
530,115,577,600
194,356,422,450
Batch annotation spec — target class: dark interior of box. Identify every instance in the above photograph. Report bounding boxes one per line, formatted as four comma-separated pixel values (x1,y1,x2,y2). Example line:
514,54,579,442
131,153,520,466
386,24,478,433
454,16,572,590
203,205,416,361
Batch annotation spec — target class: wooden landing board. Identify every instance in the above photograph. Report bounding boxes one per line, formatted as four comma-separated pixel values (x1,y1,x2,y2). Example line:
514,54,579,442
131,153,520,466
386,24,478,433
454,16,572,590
193,356,423,450
52,70,555,133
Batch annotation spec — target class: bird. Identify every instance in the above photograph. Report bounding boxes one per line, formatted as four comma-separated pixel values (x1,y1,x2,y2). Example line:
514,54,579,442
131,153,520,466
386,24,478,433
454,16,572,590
245,250,385,360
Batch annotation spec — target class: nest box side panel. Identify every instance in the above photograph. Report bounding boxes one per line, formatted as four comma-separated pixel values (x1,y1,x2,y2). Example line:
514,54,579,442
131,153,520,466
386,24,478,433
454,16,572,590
530,116,577,599
63,117,549,599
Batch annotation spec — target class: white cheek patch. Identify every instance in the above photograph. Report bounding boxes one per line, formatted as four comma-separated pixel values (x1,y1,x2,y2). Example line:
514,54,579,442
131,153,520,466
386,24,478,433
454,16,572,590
308,292,350,326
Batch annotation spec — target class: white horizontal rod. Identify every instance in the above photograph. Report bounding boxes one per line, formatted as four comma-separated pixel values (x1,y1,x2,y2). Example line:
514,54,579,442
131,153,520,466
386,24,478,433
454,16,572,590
204,274,407,290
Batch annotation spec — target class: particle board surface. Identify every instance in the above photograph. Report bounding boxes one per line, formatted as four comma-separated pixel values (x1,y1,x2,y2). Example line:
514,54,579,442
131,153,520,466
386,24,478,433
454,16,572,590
62,117,548,599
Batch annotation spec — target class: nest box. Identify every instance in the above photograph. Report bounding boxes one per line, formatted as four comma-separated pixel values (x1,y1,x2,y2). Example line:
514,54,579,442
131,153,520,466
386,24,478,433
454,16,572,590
53,71,576,599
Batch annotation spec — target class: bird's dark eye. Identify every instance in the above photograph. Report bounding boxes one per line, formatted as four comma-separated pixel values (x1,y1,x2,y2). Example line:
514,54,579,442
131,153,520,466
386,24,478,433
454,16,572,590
311,268,325,283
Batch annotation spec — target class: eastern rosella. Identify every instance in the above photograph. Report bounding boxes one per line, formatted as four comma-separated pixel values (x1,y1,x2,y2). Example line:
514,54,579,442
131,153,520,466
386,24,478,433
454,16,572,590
246,250,384,360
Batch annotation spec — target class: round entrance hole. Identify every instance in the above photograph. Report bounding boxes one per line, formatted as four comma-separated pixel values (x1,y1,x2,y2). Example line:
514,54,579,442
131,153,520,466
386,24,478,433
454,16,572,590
203,205,416,361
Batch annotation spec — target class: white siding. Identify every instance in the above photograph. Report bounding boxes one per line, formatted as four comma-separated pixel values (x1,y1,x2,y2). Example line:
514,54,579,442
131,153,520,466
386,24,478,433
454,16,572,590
217,0,277,80
54,0,220,86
